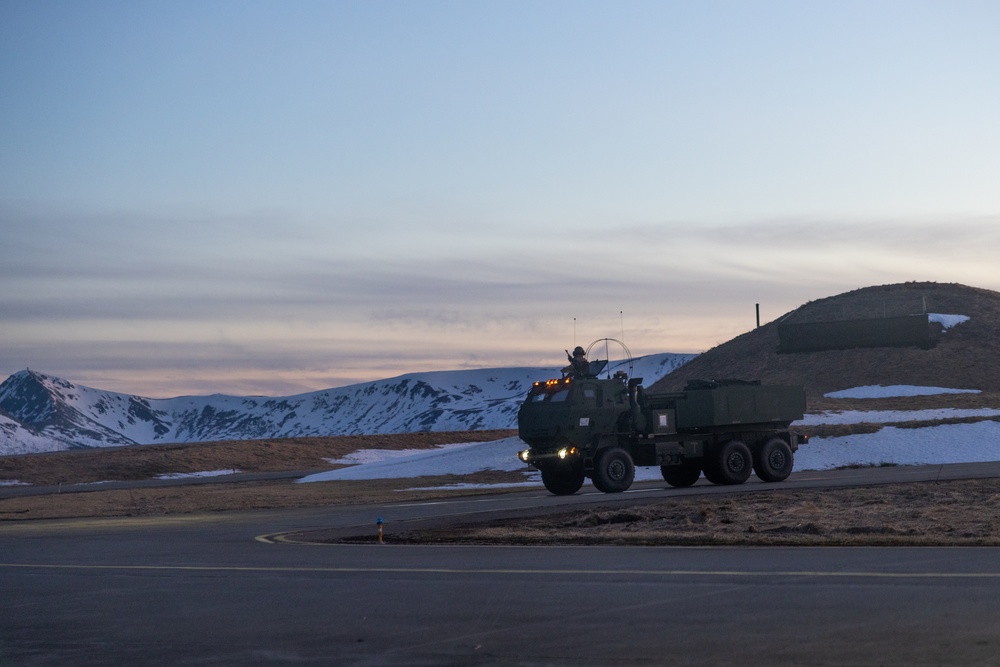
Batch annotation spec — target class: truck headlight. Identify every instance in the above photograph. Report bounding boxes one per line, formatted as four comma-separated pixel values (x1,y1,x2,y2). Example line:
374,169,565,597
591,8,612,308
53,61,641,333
557,446,577,460
518,449,532,462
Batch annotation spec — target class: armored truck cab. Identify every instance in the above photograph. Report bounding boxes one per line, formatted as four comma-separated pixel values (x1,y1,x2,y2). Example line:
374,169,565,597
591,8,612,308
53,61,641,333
518,372,807,495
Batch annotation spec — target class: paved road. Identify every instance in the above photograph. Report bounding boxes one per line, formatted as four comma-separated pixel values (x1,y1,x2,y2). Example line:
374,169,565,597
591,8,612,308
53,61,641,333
0,469,324,500
3,463,1000,665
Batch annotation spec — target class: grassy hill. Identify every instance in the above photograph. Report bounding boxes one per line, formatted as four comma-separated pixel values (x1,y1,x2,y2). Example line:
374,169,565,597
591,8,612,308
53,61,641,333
649,282,1000,401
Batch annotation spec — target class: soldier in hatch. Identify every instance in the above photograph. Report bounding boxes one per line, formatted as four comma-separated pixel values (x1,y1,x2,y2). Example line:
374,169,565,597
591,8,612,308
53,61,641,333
563,346,590,377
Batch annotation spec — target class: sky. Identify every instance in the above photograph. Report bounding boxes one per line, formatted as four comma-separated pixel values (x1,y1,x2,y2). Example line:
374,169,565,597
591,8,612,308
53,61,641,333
2,0,999,398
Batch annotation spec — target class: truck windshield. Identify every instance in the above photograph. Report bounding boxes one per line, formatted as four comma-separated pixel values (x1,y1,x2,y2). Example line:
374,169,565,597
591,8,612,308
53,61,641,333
548,387,570,402
529,384,572,402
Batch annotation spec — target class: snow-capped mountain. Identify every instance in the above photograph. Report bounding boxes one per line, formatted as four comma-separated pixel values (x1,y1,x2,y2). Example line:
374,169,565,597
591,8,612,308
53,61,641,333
0,353,694,455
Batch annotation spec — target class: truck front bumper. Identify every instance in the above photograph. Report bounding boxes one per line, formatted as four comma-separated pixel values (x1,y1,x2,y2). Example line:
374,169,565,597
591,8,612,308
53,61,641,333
518,446,580,467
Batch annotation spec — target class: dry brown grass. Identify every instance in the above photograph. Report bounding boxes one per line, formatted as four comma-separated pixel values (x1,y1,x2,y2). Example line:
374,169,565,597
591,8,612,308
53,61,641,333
801,415,1000,439
810,390,1000,412
0,430,516,486
0,470,531,521
650,282,1000,399
0,430,521,521
387,478,1000,547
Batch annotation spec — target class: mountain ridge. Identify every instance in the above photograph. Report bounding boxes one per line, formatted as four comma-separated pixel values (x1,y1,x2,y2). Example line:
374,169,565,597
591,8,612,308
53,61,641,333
0,354,694,455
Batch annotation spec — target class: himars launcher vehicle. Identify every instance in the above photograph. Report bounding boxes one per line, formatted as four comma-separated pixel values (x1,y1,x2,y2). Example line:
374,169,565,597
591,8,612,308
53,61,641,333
517,342,808,495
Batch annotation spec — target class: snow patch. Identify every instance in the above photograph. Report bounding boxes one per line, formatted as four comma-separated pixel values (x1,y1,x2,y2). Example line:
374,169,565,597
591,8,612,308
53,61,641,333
156,469,241,480
929,313,970,330
323,448,457,466
796,421,1000,470
299,438,528,483
825,385,981,399
799,408,1000,425
0,480,30,487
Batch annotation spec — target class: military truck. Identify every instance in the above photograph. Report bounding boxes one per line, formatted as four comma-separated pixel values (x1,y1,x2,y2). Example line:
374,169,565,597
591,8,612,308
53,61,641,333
517,354,807,495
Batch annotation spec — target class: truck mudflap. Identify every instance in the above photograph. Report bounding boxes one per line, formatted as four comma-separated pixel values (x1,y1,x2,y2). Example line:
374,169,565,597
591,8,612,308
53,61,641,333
790,432,809,451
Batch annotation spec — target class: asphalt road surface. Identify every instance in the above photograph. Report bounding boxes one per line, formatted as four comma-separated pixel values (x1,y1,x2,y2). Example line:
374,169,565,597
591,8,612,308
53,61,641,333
3,463,1000,666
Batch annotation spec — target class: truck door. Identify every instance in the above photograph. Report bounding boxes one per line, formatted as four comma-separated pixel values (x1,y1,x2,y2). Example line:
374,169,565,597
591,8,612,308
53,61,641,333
580,383,601,408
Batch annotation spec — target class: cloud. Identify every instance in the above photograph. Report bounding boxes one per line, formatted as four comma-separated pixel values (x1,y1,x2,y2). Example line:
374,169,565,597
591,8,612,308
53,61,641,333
3,202,998,396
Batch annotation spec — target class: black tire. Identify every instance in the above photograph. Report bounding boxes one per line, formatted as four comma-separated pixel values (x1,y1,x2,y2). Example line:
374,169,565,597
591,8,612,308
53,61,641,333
591,447,635,493
701,456,725,485
715,440,753,485
540,462,585,495
661,461,701,488
754,437,794,482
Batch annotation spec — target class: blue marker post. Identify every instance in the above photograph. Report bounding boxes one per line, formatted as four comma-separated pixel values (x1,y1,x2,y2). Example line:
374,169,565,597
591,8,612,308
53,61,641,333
376,516,384,544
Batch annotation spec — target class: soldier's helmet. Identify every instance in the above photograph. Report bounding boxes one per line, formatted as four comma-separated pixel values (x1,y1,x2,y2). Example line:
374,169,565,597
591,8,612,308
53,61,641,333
573,346,586,357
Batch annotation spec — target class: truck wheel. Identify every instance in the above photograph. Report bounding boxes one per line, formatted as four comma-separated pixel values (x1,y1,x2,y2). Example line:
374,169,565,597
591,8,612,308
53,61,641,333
715,440,753,485
541,463,585,495
661,461,700,488
701,456,725,484
592,447,635,493
754,438,794,482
